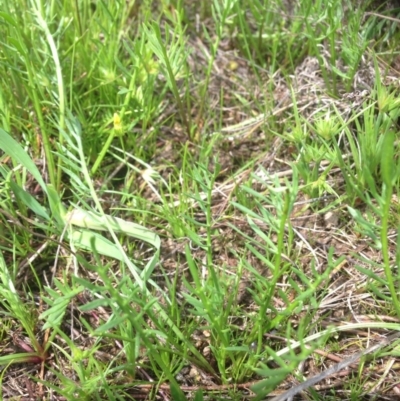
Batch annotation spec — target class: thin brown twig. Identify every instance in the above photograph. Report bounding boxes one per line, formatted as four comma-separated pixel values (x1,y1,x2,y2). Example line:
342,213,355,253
270,330,400,401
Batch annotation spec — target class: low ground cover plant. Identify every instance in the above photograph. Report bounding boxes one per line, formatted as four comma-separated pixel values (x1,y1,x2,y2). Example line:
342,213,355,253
1,0,400,400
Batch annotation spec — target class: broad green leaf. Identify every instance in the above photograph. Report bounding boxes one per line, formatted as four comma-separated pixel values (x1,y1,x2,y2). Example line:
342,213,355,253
69,229,129,262
9,181,50,221
169,382,187,401
193,390,204,401
0,12,18,27
66,209,160,250
0,129,47,194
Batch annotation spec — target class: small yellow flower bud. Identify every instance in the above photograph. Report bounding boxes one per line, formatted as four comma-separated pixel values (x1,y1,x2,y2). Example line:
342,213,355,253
113,113,122,133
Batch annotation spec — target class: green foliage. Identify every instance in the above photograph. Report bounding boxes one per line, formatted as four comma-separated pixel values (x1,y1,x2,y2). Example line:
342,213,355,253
1,0,400,399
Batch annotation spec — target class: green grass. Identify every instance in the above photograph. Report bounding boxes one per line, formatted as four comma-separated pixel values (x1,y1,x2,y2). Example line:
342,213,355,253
1,0,400,399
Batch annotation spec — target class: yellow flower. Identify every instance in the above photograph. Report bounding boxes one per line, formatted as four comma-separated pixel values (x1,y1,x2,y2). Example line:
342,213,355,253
113,112,122,133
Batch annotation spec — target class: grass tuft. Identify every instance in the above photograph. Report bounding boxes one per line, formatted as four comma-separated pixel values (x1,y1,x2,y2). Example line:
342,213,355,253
1,0,400,399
